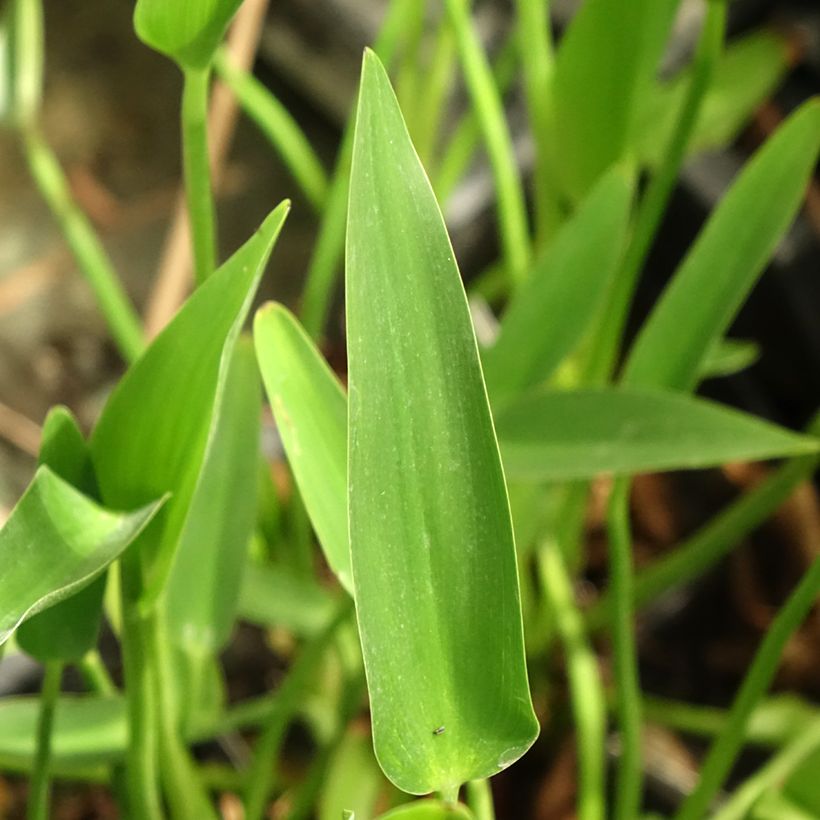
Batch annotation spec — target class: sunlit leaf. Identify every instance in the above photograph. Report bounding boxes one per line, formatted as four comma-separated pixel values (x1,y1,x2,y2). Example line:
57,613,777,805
346,50,538,795
90,203,289,602
624,99,820,391
0,467,162,647
497,388,819,482
254,303,350,592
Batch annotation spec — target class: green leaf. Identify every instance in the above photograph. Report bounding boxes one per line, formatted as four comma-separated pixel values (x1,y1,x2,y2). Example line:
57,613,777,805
0,0,43,127
134,0,244,70
254,302,351,592
552,0,679,198
637,30,790,169
346,50,538,795
699,338,760,380
623,99,820,392
377,800,473,820
319,729,386,820
0,695,126,772
497,388,818,482
16,407,108,662
165,336,261,654
0,467,162,647
238,560,337,637
90,203,289,601
482,165,634,403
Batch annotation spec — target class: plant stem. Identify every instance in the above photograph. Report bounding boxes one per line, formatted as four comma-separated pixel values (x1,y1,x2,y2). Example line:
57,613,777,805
27,661,63,820
587,448,820,632
514,0,560,244
444,0,530,284
182,67,217,285
21,126,144,363
243,600,353,820
674,555,820,820
711,716,820,820
119,562,164,820
299,0,421,339
538,545,606,820
77,649,117,696
466,780,494,820
607,478,643,820
584,0,727,382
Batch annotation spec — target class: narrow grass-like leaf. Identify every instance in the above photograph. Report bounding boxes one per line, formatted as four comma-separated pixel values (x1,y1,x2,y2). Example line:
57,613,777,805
0,0,42,127
483,166,634,403
700,338,760,380
497,388,818,482
624,99,820,391
90,203,288,601
134,0,243,69
0,467,162,646
637,30,790,169
347,51,538,795
165,337,261,654
17,408,107,662
552,0,679,199
254,302,351,591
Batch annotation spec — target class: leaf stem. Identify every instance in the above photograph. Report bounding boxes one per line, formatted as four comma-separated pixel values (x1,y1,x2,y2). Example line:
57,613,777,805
444,0,530,283
77,649,117,696
538,545,606,820
21,126,144,362
674,555,820,820
607,478,643,820
27,661,63,820
584,0,727,382
182,66,217,285
466,779,495,820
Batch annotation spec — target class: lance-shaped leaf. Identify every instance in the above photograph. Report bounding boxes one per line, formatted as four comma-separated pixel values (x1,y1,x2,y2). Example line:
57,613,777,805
483,165,634,404
0,467,162,647
134,0,244,70
254,303,351,592
165,337,261,654
624,99,820,392
91,203,289,601
346,51,538,795
497,388,819,483
16,407,108,662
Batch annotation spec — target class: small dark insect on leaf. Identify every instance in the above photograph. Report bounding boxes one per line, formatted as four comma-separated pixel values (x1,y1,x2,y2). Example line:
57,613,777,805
433,725,445,736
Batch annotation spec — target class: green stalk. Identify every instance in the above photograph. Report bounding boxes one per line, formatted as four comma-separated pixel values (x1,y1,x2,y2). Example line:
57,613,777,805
712,717,820,820
607,478,643,820
21,127,143,363
213,50,329,212
432,31,518,205
466,779,495,820
583,0,728,382
182,67,217,285
77,650,117,696
150,610,217,820
444,0,530,283
27,661,63,820
243,600,353,820
538,545,606,820
674,555,820,820
514,0,559,244
119,562,163,820
587,448,820,633
299,0,422,339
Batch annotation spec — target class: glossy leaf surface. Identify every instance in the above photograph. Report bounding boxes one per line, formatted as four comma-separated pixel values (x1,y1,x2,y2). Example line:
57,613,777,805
0,467,161,646
483,165,634,403
166,337,261,653
346,51,538,794
90,203,288,599
624,99,820,392
134,0,243,70
497,388,819,482
254,303,351,591
16,407,107,662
